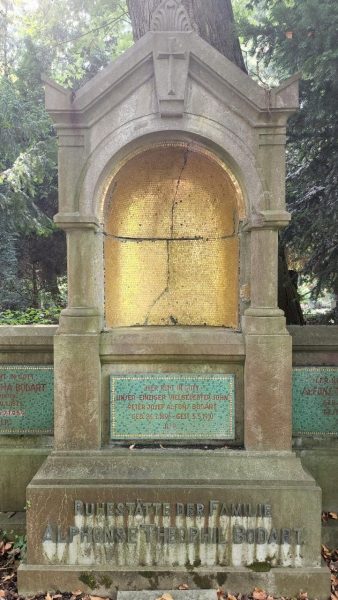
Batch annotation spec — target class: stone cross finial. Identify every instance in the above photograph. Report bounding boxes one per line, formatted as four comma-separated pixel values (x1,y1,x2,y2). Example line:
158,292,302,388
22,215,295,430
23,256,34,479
150,0,192,32
157,37,186,96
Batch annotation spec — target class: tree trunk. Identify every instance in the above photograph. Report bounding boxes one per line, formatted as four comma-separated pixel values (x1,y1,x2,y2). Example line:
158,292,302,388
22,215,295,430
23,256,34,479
278,241,305,325
126,0,247,72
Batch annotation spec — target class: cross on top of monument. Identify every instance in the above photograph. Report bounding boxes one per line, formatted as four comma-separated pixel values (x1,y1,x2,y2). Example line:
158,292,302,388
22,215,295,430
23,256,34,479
150,0,192,32
157,37,186,96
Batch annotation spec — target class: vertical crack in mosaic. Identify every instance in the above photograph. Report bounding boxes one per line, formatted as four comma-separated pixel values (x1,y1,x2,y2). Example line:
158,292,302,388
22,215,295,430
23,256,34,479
144,147,190,325
144,240,170,325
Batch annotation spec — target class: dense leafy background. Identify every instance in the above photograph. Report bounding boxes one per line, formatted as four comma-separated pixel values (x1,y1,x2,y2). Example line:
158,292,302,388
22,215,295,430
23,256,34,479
0,0,131,315
233,0,338,320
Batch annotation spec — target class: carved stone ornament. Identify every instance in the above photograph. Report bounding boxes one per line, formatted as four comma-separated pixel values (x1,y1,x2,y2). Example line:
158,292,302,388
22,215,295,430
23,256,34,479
153,35,190,117
151,0,192,32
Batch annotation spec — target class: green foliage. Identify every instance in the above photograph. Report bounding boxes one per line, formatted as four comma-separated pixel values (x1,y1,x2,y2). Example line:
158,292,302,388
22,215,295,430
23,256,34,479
12,533,27,559
0,0,132,314
0,216,23,309
0,529,27,560
20,0,132,88
0,306,61,324
234,0,338,304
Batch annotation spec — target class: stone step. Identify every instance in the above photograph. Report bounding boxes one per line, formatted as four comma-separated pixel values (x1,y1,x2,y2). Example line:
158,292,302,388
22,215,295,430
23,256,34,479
118,593,217,600
0,511,26,537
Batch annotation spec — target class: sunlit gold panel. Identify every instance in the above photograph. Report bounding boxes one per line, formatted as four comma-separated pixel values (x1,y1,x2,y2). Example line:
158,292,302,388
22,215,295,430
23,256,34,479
105,147,237,239
104,145,240,328
105,239,169,327
147,239,239,327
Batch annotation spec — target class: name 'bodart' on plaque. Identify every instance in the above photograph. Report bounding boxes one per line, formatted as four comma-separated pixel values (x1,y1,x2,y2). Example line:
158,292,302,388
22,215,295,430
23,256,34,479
0,365,53,434
110,374,235,440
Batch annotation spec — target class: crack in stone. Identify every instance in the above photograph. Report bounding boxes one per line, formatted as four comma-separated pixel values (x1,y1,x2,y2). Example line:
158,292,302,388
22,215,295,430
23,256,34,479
143,239,170,326
170,145,190,239
101,233,236,242
143,148,190,326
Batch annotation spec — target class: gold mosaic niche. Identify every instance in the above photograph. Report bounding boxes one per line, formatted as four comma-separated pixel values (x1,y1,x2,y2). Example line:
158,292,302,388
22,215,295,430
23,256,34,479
104,145,241,327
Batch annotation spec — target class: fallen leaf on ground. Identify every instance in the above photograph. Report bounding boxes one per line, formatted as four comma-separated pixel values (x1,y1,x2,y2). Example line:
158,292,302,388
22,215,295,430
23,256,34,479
329,512,338,520
331,593,338,600
0,542,12,555
156,594,173,600
228,594,237,600
0,592,6,598
267,596,275,600
253,588,267,600
178,584,189,590
45,593,53,600
53,595,63,598
216,589,226,600
71,591,83,597
2,574,14,582
298,593,308,600
89,596,107,600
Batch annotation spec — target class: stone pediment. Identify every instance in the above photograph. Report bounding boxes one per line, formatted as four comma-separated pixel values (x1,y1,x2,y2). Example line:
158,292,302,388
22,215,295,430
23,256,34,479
44,25,299,126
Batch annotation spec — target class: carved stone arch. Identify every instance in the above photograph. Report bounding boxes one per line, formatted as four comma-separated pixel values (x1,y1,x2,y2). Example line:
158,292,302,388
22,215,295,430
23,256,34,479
82,118,262,222
99,138,246,329
150,0,192,32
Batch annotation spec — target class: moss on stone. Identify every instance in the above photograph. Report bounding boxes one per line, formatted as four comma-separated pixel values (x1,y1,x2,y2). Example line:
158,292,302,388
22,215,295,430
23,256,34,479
192,573,212,588
98,575,113,588
248,561,272,572
216,573,227,586
141,571,159,589
79,572,97,589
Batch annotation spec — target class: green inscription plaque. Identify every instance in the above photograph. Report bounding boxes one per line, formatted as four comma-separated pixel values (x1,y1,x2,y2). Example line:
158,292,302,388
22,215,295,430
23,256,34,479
0,366,54,434
292,367,338,437
110,374,235,440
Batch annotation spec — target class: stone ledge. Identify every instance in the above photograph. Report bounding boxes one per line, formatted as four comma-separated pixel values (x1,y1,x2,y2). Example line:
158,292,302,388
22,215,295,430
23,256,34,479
288,325,338,349
100,328,245,359
28,450,317,486
18,566,330,600
0,511,26,536
0,325,57,350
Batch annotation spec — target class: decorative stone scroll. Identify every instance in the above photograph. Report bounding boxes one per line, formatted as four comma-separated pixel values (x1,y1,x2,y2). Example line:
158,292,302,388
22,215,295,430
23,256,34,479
151,0,192,33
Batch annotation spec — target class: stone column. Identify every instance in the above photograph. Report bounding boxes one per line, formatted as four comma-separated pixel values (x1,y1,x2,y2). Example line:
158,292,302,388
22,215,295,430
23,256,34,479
242,211,292,451
53,214,103,451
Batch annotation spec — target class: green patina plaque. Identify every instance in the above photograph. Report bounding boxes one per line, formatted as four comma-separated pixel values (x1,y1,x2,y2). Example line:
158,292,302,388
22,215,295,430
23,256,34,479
110,374,235,440
292,367,338,437
0,365,54,435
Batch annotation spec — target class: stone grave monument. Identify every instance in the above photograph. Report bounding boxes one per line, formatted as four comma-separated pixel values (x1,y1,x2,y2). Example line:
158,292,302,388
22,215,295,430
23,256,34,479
19,0,329,596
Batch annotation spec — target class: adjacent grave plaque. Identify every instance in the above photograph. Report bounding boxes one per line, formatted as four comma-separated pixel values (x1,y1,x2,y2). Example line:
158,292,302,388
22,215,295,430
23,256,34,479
110,374,235,440
0,365,54,434
292,367,338,436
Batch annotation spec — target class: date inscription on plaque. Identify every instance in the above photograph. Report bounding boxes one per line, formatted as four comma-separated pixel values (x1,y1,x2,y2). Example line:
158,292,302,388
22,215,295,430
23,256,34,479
110,374,235,440
0,365,54,435
293,367,338,437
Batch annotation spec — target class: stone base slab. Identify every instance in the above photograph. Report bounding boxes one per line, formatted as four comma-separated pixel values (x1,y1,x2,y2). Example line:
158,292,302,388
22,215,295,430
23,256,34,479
18,565,330,599
21,451,325,595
